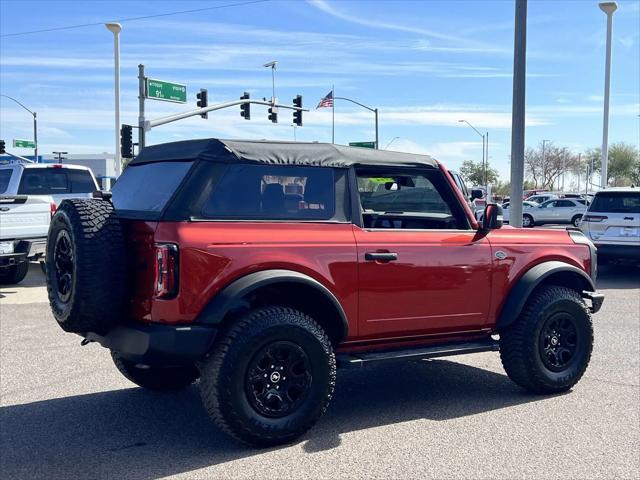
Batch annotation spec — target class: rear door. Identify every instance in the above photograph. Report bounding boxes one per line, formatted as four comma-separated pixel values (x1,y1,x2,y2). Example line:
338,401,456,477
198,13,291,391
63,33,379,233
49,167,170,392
353,167,493,339
583,191,640,245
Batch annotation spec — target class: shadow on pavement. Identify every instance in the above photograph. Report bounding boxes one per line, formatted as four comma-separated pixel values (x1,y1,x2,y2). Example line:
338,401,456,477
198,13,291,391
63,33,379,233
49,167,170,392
596,262,640,290
0,262,46,299
0,359,548,479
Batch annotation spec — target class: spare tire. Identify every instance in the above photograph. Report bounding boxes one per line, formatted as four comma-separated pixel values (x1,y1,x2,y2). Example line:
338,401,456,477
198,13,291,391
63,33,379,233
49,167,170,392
46,199,127,334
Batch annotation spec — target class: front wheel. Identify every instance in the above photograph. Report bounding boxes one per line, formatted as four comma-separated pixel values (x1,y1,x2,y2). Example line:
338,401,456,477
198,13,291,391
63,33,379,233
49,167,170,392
199,306,336,446
499,286,593,394
522,214,534,228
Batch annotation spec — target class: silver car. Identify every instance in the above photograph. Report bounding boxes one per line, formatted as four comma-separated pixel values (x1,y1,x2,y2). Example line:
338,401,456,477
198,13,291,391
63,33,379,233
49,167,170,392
580,188,640,262
522,198,587,228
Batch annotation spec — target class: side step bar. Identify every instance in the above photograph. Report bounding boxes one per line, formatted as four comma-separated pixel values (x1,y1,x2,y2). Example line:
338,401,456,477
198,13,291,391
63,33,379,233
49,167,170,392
337,339,499,368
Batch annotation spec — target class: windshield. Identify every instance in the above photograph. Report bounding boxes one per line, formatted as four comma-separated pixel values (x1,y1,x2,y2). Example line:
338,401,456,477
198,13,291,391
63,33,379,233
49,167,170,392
589,191,640,214
112,161,193,219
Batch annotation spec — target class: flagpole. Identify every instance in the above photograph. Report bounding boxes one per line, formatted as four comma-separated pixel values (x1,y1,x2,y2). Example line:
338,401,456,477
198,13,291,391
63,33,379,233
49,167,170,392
331,86,335,144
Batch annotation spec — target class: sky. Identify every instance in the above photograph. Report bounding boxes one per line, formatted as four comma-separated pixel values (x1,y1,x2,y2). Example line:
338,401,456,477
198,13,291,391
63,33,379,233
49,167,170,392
1,0,639,181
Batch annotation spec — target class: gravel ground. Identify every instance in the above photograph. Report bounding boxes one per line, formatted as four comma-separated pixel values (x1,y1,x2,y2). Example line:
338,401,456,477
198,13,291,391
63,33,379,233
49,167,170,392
1,262,639,480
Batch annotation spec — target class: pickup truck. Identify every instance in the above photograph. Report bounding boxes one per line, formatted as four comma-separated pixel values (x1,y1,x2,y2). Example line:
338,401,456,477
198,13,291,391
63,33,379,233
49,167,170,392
0,195,54,284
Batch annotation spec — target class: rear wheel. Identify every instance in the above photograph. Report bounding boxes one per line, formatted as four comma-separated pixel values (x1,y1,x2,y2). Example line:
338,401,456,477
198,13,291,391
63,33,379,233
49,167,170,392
111,351,199,391
522,214,534,228
571,215,582,228
199,306,336,446
0,261,29,285
499,285,593,394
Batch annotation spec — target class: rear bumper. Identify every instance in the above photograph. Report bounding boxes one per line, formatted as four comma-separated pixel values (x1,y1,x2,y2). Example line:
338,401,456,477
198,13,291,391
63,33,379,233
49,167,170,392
84,322,218,365
0,237,47,260
595,243,640,260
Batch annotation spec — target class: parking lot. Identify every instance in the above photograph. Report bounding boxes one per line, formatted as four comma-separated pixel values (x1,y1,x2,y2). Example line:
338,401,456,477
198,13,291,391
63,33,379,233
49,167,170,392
1,259,639,480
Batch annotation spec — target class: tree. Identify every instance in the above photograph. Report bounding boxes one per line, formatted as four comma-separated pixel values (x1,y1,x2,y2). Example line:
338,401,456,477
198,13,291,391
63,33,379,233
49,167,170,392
585,143,639,186
459,159,499,186
525,141,581,189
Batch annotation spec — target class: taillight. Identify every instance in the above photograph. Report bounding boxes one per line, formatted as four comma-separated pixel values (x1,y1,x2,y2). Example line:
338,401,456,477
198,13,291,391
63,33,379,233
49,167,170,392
154,243,179,299
50,202,57,218
582,215,608,223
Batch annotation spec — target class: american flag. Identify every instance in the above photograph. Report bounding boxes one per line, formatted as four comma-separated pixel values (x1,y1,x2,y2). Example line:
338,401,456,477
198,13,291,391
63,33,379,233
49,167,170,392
316,90,333,109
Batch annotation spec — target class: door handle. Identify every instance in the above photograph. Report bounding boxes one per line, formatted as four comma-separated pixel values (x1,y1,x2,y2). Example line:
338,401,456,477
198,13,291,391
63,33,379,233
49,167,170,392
365,252,398,262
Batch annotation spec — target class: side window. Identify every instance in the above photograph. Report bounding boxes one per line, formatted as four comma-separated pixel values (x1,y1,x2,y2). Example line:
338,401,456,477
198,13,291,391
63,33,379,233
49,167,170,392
199,164,337,220
541,201,556,208
0,169,12,194
557,200,574,207
356,169,468,230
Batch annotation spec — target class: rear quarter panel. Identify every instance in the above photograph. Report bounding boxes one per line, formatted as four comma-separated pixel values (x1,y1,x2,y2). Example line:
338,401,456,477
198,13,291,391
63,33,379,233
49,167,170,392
150,222,359,335
486,228,591,328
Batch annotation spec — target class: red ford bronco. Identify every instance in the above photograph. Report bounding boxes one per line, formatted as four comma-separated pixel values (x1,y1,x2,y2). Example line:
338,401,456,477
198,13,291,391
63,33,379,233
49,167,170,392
45,139,604,446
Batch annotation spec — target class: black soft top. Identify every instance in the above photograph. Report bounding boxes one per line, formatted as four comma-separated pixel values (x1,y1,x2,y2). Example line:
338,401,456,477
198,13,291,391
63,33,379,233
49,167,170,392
129,139,438,169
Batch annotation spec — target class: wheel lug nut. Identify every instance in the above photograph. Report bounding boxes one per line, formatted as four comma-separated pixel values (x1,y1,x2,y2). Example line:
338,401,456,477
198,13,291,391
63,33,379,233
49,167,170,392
276,385,279,389
270,365,274,368
267,384,270,388
264,374,267,377
282,376,286,380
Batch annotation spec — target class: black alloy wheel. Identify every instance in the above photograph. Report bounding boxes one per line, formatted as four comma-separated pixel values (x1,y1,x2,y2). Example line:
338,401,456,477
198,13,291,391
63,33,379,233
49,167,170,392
538,313,578,372
53,230,74,303
245,341,312,418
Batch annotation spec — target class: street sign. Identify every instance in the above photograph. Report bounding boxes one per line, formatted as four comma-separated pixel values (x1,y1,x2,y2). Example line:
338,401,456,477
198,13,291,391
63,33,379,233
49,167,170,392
349,141,375,149
145,78,187,103
13,139,36,148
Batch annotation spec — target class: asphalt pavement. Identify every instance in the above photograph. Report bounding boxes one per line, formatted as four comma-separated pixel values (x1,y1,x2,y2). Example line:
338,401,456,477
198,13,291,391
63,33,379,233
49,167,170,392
1,261,639,480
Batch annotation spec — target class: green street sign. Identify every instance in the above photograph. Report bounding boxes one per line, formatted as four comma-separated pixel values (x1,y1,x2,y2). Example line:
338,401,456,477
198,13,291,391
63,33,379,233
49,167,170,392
145,78,187,103
349,141,375,149
13,139,36,148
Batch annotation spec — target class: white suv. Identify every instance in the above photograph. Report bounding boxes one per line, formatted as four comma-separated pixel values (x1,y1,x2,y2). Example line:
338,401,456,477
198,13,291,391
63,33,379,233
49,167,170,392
580,188,640,262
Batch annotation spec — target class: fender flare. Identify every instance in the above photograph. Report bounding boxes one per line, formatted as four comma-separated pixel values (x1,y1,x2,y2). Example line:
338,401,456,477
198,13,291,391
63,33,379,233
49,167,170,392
195,269,349,341
497,261,595,330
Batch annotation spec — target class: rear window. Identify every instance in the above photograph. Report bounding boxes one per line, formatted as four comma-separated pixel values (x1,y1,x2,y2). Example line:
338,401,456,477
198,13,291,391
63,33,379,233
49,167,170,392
112,162,193,218
0,169,12,194
17,168,97,195
589,191,640,214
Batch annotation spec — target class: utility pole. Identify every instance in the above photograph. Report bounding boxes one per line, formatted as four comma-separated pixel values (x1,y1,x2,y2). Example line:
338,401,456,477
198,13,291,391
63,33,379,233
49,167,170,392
334,95,379,149
541,139,549,189
599,2,617,189
509,0,527,228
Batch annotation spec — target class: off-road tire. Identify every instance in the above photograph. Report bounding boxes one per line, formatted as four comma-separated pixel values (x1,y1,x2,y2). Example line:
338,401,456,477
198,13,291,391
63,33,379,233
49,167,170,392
499,285,593,394
522,214,534,228
46,199,126,334
199,306,336,447
0,261,29,285
571,214,582,228
111,351,199,391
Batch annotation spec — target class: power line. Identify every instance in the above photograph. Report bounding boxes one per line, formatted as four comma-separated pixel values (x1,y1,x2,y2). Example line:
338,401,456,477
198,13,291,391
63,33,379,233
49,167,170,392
1,0,271,38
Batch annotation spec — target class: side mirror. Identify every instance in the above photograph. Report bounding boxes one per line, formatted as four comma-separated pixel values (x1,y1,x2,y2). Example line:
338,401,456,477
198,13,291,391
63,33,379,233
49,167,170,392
482,203,503,230
471,188,484,200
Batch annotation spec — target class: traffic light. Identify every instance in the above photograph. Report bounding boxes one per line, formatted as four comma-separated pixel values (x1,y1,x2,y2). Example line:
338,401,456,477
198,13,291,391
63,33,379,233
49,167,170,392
0,140,5,155
240,92,250,120
268,106,278,124
120,125,133,158
196,89,208,119
293,95,303,127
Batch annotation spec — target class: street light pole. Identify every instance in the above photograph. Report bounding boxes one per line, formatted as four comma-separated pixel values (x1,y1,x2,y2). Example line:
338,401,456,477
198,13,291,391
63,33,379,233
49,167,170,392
334,96,379,149
598,2,617,189
0,94,38,161
458,119,486,185
105,23,122,176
